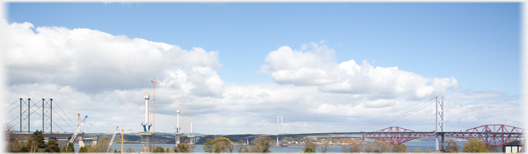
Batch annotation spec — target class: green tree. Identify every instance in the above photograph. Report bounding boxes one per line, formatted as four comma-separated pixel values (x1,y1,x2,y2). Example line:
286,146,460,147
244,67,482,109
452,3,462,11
26,130,46,152
462,138,489,152
236,140,250,153
303,146,316,153
166,147,171,153
79,146,89,153
303,138,317,153
413,147,422,153
174,143,193,153
203,138,214,152
203,137,234,153
393,144,407,152
426,149,432,153
442,139,460,153
6,133,25,152
250,135,271,153
19,144,30,152
153,146,166,152
44,138,61,152
61,142,75,152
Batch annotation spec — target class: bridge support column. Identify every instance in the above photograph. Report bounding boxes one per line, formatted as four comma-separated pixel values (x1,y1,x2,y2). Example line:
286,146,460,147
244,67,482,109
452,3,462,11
138,132,154,152
435,97,445,151
174,132,182,147
277,116,283,146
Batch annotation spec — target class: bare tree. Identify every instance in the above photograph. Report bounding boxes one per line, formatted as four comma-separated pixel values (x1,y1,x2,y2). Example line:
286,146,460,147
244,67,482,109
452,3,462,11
364,144,375,152
250,135,271,153
341,144,350,153
125,147,135,153
320,138,331,153
349,140,362,152
374,140,392,152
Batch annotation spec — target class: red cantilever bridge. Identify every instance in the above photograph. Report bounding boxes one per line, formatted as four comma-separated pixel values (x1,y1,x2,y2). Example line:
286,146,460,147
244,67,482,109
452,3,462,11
277,124,524,146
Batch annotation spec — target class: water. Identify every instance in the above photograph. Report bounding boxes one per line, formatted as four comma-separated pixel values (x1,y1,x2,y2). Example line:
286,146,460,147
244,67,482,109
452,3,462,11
74,139,499,153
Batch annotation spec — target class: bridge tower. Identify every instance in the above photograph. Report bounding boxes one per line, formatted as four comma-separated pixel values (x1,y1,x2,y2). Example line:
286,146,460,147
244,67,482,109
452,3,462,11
138,93,154,152
174,110,183,147
277,116,283,146
435,96,445,151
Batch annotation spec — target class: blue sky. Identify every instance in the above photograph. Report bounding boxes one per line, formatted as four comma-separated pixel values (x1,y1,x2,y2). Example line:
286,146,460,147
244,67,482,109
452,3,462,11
3,3,522,134
8,3,520,94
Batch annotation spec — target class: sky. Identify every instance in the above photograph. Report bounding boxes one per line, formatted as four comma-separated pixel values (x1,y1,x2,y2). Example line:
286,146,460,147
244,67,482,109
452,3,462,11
1,2,524,135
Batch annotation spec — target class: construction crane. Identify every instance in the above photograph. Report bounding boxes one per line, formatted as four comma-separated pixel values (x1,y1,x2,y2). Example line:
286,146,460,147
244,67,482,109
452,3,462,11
107,126,132,154
179,103,188,133
69,115,88,143
106,126,119,153
151,78,159,147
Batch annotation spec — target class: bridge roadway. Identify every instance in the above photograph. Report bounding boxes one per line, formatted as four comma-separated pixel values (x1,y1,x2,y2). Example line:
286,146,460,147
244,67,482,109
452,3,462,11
221,125,524,146
9,132,83,139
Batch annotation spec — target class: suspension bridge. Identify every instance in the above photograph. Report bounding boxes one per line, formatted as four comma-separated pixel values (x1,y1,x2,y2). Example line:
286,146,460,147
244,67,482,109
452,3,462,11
222,97,524,151
4,97,524,152
4,98,86,143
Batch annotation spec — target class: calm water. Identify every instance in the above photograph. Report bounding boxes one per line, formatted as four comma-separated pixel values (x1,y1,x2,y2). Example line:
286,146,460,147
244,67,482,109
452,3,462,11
74,140,500,153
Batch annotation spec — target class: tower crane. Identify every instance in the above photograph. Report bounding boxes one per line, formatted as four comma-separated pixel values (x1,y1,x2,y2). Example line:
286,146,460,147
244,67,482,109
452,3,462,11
107,126,132,154
106,126,119,153
69,115,88,143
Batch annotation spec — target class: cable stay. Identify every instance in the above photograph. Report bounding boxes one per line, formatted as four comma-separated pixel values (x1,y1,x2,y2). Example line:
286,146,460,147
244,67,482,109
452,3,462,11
359,98,436,131
446,99,522,125
53,101,78,127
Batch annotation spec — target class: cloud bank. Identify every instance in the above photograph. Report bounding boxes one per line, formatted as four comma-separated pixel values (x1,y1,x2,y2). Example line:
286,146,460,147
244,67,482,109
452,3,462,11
3,21,521,134
261,42,458,100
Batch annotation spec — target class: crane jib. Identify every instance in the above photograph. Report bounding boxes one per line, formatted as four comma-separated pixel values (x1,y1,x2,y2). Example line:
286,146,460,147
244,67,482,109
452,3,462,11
68,115,88,143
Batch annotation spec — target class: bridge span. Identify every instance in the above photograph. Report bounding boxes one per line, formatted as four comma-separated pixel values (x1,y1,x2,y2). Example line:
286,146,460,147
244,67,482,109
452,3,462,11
222,124,524,146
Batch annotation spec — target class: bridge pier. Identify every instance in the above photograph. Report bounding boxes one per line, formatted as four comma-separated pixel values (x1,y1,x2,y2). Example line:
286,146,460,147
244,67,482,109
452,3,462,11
435,97,445,151
276,135,284,146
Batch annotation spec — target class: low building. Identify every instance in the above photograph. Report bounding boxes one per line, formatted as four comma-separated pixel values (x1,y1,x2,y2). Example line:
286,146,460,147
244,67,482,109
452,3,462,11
503,140,523,153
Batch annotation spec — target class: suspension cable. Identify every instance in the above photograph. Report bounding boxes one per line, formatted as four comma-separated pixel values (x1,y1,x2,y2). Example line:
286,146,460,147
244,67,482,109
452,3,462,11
256,117,278,134
7,121,20,131
8,115,20,124
53,101,78,127
52,108,76,131
3,105,20,116
52,121,66,132
447,99,522,125
5,100,18,108
257,122,274,135
360,98,436,131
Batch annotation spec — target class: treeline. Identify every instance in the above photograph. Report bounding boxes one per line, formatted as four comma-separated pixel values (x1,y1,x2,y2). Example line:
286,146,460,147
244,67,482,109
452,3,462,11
5,130,501,153
7,130,73,153
202,135,272,153
6,130,196,153
338,138,498,153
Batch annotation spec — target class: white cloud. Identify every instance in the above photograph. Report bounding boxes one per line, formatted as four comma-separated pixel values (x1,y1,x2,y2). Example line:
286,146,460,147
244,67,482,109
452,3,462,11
3,21,521,135
4,20,222,94
261,42,459,100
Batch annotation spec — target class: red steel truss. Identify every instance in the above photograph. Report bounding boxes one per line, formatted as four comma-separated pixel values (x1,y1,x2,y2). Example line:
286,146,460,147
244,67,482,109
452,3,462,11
362,125,524,145
445,124,524,145
362,126,433,145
